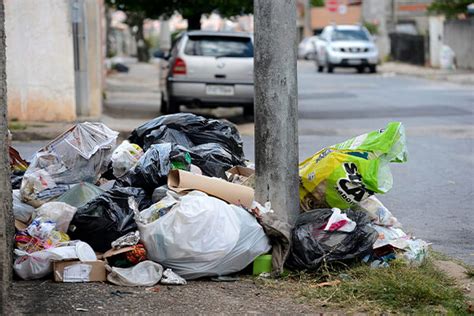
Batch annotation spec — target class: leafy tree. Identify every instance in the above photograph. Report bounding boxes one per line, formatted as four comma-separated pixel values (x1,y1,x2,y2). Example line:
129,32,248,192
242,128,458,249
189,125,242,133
106,0,253,60
311,0,325,7
428,0,471,18
165,0,253,30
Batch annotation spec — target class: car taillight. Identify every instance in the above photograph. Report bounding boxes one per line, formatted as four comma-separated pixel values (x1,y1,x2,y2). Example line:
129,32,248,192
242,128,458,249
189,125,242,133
172,57,186,75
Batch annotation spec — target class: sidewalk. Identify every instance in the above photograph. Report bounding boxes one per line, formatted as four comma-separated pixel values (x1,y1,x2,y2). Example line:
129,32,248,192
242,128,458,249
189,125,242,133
379,62,474,85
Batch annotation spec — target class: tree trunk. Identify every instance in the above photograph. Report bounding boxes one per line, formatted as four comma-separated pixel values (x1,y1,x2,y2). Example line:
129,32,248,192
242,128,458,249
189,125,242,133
0,0,14,313
186,13,202,30
135,17,149,62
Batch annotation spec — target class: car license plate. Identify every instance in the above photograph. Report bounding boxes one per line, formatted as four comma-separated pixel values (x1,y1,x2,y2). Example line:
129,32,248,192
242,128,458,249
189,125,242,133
206,85,234,96
348,59,362,65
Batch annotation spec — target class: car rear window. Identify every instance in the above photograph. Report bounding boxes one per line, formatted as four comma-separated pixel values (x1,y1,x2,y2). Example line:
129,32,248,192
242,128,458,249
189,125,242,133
331,29,369,41
184,35,253,57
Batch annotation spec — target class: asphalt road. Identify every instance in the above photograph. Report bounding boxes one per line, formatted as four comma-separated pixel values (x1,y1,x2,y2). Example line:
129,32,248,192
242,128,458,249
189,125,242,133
13,61,474,265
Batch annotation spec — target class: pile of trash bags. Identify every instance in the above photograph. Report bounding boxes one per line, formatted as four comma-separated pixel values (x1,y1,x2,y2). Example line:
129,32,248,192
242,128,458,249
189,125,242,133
10,114,428,286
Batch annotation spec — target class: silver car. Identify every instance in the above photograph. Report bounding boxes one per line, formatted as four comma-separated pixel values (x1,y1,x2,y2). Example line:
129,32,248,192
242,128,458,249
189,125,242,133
315,25,379,73
160,31,254,115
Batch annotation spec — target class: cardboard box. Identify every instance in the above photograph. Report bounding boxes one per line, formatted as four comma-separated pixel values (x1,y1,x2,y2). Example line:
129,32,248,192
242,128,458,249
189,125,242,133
168,169,254,208
53,260,106,282
226,166,255,188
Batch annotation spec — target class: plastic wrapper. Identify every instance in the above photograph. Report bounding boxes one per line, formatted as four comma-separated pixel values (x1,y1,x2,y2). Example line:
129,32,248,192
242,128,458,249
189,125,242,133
299,122,407,212
139,192,178,224
135,191,271,279
69,187,151,252
106,260,163,287
160,269,187,285
286,209,378,270
111,140,143,178
55,182,105,209
13,189,35,223
32,202,77,232
16,219,70,254
20,122,118,206
111,231,140,249
128,113,245,178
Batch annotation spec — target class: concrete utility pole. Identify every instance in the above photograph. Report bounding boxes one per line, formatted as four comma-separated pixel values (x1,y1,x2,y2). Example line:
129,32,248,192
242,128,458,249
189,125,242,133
254,0,299,225
0,0,13,313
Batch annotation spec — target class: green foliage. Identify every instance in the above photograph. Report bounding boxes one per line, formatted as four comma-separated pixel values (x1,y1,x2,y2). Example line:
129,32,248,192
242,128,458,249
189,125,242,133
106,0,253,21
363,21,379,35
261,258,469,314
311,0,325,7
428,0,472,18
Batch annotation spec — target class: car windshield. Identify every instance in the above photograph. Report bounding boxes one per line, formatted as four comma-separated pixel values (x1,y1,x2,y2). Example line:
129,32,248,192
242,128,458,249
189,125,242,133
331,29,369,41
184,35,253,57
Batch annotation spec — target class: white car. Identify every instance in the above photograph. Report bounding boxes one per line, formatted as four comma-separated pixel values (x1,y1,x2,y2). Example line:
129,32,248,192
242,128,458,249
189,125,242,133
298,36,319,60
315,25,379,73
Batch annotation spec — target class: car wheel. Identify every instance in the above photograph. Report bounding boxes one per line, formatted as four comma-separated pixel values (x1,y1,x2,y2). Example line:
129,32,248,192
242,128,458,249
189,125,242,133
369,65,377,73
357,66,364,73
317,65,324,72
243,104,254,117
327,63,334,73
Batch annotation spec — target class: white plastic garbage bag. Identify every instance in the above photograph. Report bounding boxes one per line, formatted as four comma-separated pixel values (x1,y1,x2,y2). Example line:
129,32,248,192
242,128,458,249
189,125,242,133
13,189,35,223
33,202,77,232
106,260,163,286
13,246,78,280
111,140,143,178
136,191,271,279
139,191,241,264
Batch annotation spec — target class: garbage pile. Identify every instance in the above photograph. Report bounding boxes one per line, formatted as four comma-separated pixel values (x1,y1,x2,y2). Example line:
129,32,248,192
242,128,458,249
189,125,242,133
10,115,427,286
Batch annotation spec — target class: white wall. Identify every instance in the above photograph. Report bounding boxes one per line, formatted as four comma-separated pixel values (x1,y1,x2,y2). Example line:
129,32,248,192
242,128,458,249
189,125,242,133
429,16,444,68
5,0,76,122
444,18,474,70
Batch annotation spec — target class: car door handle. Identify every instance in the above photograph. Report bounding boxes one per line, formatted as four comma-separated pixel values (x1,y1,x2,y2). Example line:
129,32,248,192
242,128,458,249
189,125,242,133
215,74,226,79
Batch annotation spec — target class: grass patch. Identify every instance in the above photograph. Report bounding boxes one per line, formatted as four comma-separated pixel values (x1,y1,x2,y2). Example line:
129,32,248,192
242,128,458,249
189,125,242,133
8,121,27,130
259,258,469,314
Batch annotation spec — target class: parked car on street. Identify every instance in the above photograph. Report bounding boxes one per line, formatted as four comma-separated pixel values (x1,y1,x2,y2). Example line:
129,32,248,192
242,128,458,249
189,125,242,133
298,36,319,60
314,24,379,73
159,31,254,115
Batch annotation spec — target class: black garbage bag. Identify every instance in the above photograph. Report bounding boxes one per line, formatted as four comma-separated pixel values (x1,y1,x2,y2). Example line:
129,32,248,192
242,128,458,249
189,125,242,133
118,143,191,193
143,125,194,150
11,171,25,190
128,113,245,164
69,187,151,252
286,209,378,270
189,143,240,179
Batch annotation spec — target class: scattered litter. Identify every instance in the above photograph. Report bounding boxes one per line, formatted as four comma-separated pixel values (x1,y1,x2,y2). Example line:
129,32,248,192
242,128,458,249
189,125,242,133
75,307,89,312
315,280,341,288
111,231,140,249
160,269,187,285
145,286,161,293
107,261,163,287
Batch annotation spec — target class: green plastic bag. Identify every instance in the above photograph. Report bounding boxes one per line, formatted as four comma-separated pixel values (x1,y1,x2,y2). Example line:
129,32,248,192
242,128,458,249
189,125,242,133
299,122,408,211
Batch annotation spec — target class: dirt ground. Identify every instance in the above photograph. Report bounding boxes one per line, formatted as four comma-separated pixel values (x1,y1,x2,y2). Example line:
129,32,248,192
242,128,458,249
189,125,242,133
7,278,321,314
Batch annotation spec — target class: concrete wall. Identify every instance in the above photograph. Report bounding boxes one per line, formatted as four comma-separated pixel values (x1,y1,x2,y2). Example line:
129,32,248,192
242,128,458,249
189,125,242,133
444,18,474,70
5,0,76,122
311,2,361,30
